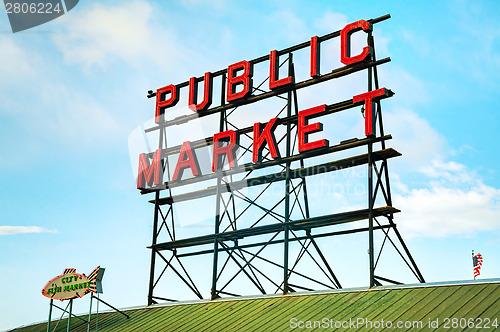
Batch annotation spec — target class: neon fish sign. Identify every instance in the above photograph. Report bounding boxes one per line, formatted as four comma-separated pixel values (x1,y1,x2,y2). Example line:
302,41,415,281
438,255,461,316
41,267,104,301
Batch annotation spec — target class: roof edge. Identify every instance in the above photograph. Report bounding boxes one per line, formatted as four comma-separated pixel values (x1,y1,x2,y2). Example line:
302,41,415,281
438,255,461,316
141,277,500,311
14,277,499,331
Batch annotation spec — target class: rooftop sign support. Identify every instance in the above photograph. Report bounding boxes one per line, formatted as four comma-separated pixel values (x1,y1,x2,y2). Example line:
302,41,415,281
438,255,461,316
138,14,424,305
41,267,129,331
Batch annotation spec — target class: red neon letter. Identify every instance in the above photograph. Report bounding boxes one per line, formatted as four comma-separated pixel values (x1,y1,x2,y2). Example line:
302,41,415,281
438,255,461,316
269,50,293,90
212,130,238,171
155,85,179,123
172,141,201,181
353,88,388,136
189,72,213,112
340,20,372,65
137,148,163,189
252,117,280,162
310,36,320,77
298,105,329,153
227,60,253,102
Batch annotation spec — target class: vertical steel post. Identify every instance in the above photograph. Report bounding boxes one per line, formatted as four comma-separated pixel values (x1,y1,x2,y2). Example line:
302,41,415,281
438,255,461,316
148,120,165,305
47,299,53,332
95,293,100,332
283,53,293,294
211,73,227,300
148,191,160,305
368,29,425,284
66,299,73,332
368,142,374,287
367,32,375,288
291,74,310,220
87,293,93,332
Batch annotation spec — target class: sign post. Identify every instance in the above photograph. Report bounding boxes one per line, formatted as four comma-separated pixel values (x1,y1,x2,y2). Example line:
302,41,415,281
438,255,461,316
42,266,129,330
66,299,72,332
47,299,53,332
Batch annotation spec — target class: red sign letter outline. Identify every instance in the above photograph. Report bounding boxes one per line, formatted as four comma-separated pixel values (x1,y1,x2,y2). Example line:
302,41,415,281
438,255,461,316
310,36,320,77
227,60,253,102
341,20,373,65
269,50,293,90
155,85,179,123
253,117,280,162
189,72,213,112
298,105,329,153
353,88,389,136
137,148,163,189
172,141,201,181
212,130,239,171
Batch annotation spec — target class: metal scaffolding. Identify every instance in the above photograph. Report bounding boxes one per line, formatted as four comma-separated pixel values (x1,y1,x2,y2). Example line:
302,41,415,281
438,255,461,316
140,14,424,305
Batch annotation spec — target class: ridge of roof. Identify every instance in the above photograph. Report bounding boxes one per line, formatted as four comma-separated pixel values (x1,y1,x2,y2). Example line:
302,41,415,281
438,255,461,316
12,278,500,331
133,277,500,312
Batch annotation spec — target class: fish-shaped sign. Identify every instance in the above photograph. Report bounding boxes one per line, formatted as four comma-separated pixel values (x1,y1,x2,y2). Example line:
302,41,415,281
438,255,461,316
41,266,104,301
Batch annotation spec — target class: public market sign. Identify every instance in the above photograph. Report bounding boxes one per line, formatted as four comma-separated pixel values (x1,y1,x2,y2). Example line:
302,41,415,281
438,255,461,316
137,19,391,190
41,267,104,301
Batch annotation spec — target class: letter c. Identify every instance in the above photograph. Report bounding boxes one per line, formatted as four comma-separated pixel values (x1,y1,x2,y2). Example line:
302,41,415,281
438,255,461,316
341,20,373,65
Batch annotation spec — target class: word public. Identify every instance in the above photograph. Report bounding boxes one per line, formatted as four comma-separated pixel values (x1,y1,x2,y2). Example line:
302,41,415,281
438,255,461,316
138,20,389,189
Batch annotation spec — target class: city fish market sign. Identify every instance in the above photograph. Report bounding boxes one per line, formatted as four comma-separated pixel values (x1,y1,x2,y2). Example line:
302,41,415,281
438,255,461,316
137,19,392,189
42,267,104,301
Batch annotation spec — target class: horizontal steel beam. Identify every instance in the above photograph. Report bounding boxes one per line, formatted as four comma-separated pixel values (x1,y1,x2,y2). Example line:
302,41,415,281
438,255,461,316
176,224,393,258
150,206,399,251
141,134,393,194
145,58,391,132
144,90,394,159
151,148,401,205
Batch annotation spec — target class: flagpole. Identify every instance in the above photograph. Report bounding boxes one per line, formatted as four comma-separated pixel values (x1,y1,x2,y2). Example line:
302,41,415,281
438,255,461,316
472,250,475,280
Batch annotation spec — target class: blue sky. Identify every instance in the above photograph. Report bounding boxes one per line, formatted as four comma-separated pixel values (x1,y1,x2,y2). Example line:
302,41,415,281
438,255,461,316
1,0,500,330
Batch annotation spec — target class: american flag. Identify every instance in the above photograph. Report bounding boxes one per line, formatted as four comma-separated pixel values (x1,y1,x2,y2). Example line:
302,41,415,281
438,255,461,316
473,253,483,279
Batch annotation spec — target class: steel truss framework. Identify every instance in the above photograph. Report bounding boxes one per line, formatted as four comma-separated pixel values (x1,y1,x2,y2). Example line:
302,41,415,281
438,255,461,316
141,14,424,305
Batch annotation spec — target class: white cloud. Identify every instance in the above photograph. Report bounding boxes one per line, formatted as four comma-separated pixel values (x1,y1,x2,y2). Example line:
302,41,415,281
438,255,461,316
0,4,149,154
53,1,179,69
180,0,229,11
447,1,500,82
401,29,431,57
0,37,34,87
385,108,447,167
1,76,123,152
30,84,122,147
419,159,476,184
381,66,429,106
386,110,500,238
395,181,500,238
0,226,57,236
270,10,310,44
313,11,348,33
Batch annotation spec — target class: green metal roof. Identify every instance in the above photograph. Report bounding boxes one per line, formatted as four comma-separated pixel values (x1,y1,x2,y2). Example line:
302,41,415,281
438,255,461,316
12,279,500,331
